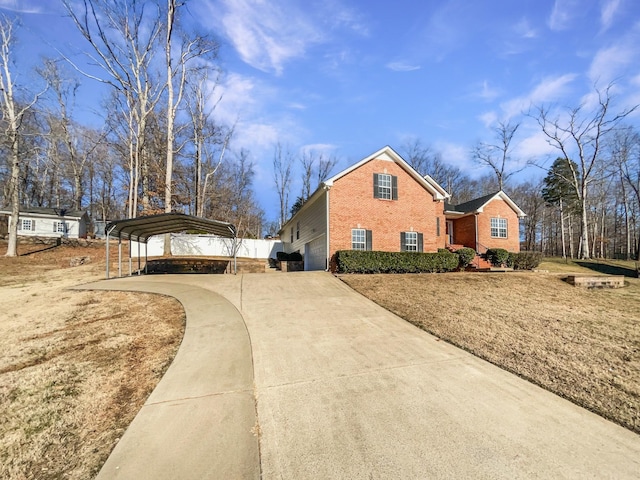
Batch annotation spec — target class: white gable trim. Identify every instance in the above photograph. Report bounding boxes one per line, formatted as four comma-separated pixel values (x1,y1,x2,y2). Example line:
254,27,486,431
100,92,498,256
323,145,450,201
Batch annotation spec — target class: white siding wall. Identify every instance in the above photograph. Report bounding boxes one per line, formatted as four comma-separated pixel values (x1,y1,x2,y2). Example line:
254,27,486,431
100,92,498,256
130,235,283,259
15,215,82,239
285,190,327,254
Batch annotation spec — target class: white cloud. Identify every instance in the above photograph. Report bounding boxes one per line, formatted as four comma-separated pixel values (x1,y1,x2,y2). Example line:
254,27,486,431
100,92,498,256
479,80,500,101
436,141,474,171
514,129,558,160
301,143,338,154
386,62,421,72
479,111,498,128
215,0,323,75
514,18,537,39
500,73,578,119
0,0,44,14
588,42,637,85
548,0,582,31
600,0,621,32
201,0,370,75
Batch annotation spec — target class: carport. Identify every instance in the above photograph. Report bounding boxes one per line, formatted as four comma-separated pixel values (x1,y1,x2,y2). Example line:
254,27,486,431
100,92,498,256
105,213,237,279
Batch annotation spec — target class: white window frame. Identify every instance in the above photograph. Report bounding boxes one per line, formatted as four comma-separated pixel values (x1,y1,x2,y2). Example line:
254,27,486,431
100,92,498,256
352,228,366,250
491,217,507,238
54,221,67,233
404,231,418,251
20,219,33,231
378,173,392,200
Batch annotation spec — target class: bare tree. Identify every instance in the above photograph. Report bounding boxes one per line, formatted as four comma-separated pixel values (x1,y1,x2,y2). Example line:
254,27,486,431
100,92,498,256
273,142,293,227
163,0,218,215
612,126,640,258
299,148,338,200
472,120,522,191
0,16,45,256
63,0,163,217
401,138,439,177
532,84,638,258
400,138,465,197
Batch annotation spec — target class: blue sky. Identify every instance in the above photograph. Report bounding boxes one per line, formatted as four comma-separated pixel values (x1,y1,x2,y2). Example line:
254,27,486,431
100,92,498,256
2,0,640,220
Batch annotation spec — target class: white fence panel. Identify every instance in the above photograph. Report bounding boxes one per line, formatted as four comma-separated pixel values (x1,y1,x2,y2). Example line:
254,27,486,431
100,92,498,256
130,234,283,259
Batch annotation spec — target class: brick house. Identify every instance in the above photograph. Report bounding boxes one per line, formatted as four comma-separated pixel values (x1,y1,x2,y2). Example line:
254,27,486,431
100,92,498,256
280,146,525,271
445,191,525,254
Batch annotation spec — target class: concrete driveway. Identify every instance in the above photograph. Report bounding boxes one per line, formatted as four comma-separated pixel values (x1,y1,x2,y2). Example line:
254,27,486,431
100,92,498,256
78,271,640,479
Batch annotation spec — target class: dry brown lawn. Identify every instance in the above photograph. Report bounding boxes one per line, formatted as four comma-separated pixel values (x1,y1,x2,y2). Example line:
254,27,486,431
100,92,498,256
340,265,640,434
0,240,185,479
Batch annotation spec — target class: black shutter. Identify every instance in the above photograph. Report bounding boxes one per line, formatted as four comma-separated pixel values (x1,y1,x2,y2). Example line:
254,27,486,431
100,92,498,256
418,233,424,252
400,231,406,251
392,175,398,200
373,173,379,198
53,222,57,233
31,220,36,231
436,217,440,236
365,230,372,251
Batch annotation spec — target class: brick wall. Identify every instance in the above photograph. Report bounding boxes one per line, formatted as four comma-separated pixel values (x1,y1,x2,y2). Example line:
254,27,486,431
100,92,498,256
328,158,446,256
477,199,520,252
451,215,476,248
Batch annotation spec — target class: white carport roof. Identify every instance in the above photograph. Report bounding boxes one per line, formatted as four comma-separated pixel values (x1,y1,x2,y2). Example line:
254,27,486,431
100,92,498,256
105,213,237,279
106,212,236,243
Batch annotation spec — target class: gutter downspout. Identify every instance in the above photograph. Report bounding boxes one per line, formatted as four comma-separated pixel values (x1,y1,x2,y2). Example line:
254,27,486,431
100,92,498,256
325,186,330,271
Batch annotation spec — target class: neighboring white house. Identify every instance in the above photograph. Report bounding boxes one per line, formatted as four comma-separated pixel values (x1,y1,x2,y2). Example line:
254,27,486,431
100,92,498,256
0,207,91,239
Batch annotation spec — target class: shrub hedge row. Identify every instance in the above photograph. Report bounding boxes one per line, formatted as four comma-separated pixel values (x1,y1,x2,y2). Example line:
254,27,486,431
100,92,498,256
510,251,543,270
335,249,544,273
334,250,459,274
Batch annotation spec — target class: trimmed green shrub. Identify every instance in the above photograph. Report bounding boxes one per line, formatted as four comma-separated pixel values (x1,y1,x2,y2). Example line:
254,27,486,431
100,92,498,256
289,251,303,262
486,248,510,267
334,250,459,274
512,251,543,270
276,251,303,262
456,247,476,269
506,252,515,268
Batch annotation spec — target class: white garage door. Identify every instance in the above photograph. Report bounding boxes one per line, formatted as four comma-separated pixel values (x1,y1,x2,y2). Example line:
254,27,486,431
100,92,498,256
305,235,326,271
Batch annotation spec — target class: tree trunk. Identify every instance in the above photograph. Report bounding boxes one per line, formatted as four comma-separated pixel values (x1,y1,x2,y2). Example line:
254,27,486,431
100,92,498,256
6,132,20,256
559,198,566,259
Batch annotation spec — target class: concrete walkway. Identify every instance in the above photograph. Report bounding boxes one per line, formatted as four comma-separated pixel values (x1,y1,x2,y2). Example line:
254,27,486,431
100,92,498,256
78,272,640,479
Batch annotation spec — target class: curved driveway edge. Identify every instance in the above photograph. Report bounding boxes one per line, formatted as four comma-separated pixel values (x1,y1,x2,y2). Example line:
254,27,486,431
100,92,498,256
73,278,260,480
75,272,640,479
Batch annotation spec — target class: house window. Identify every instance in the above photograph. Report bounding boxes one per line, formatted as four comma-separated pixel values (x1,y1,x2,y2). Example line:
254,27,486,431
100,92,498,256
290,227,294,243
352,228,372,251
401,232,423,252
436,217,440,236
20,219,34,231
54,221,67,233
296,221,300,240
491,218,507,238
373,173,398,200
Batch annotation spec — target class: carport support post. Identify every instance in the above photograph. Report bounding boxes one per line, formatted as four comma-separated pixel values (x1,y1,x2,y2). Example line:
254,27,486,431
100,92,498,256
128,240,132,276
118,237,122,278
137,240,141,275
106,233,110,279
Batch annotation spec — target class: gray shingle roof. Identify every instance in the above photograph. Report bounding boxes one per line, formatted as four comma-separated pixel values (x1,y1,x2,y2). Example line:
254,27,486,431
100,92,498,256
445,191,501,214
0,206,88,218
